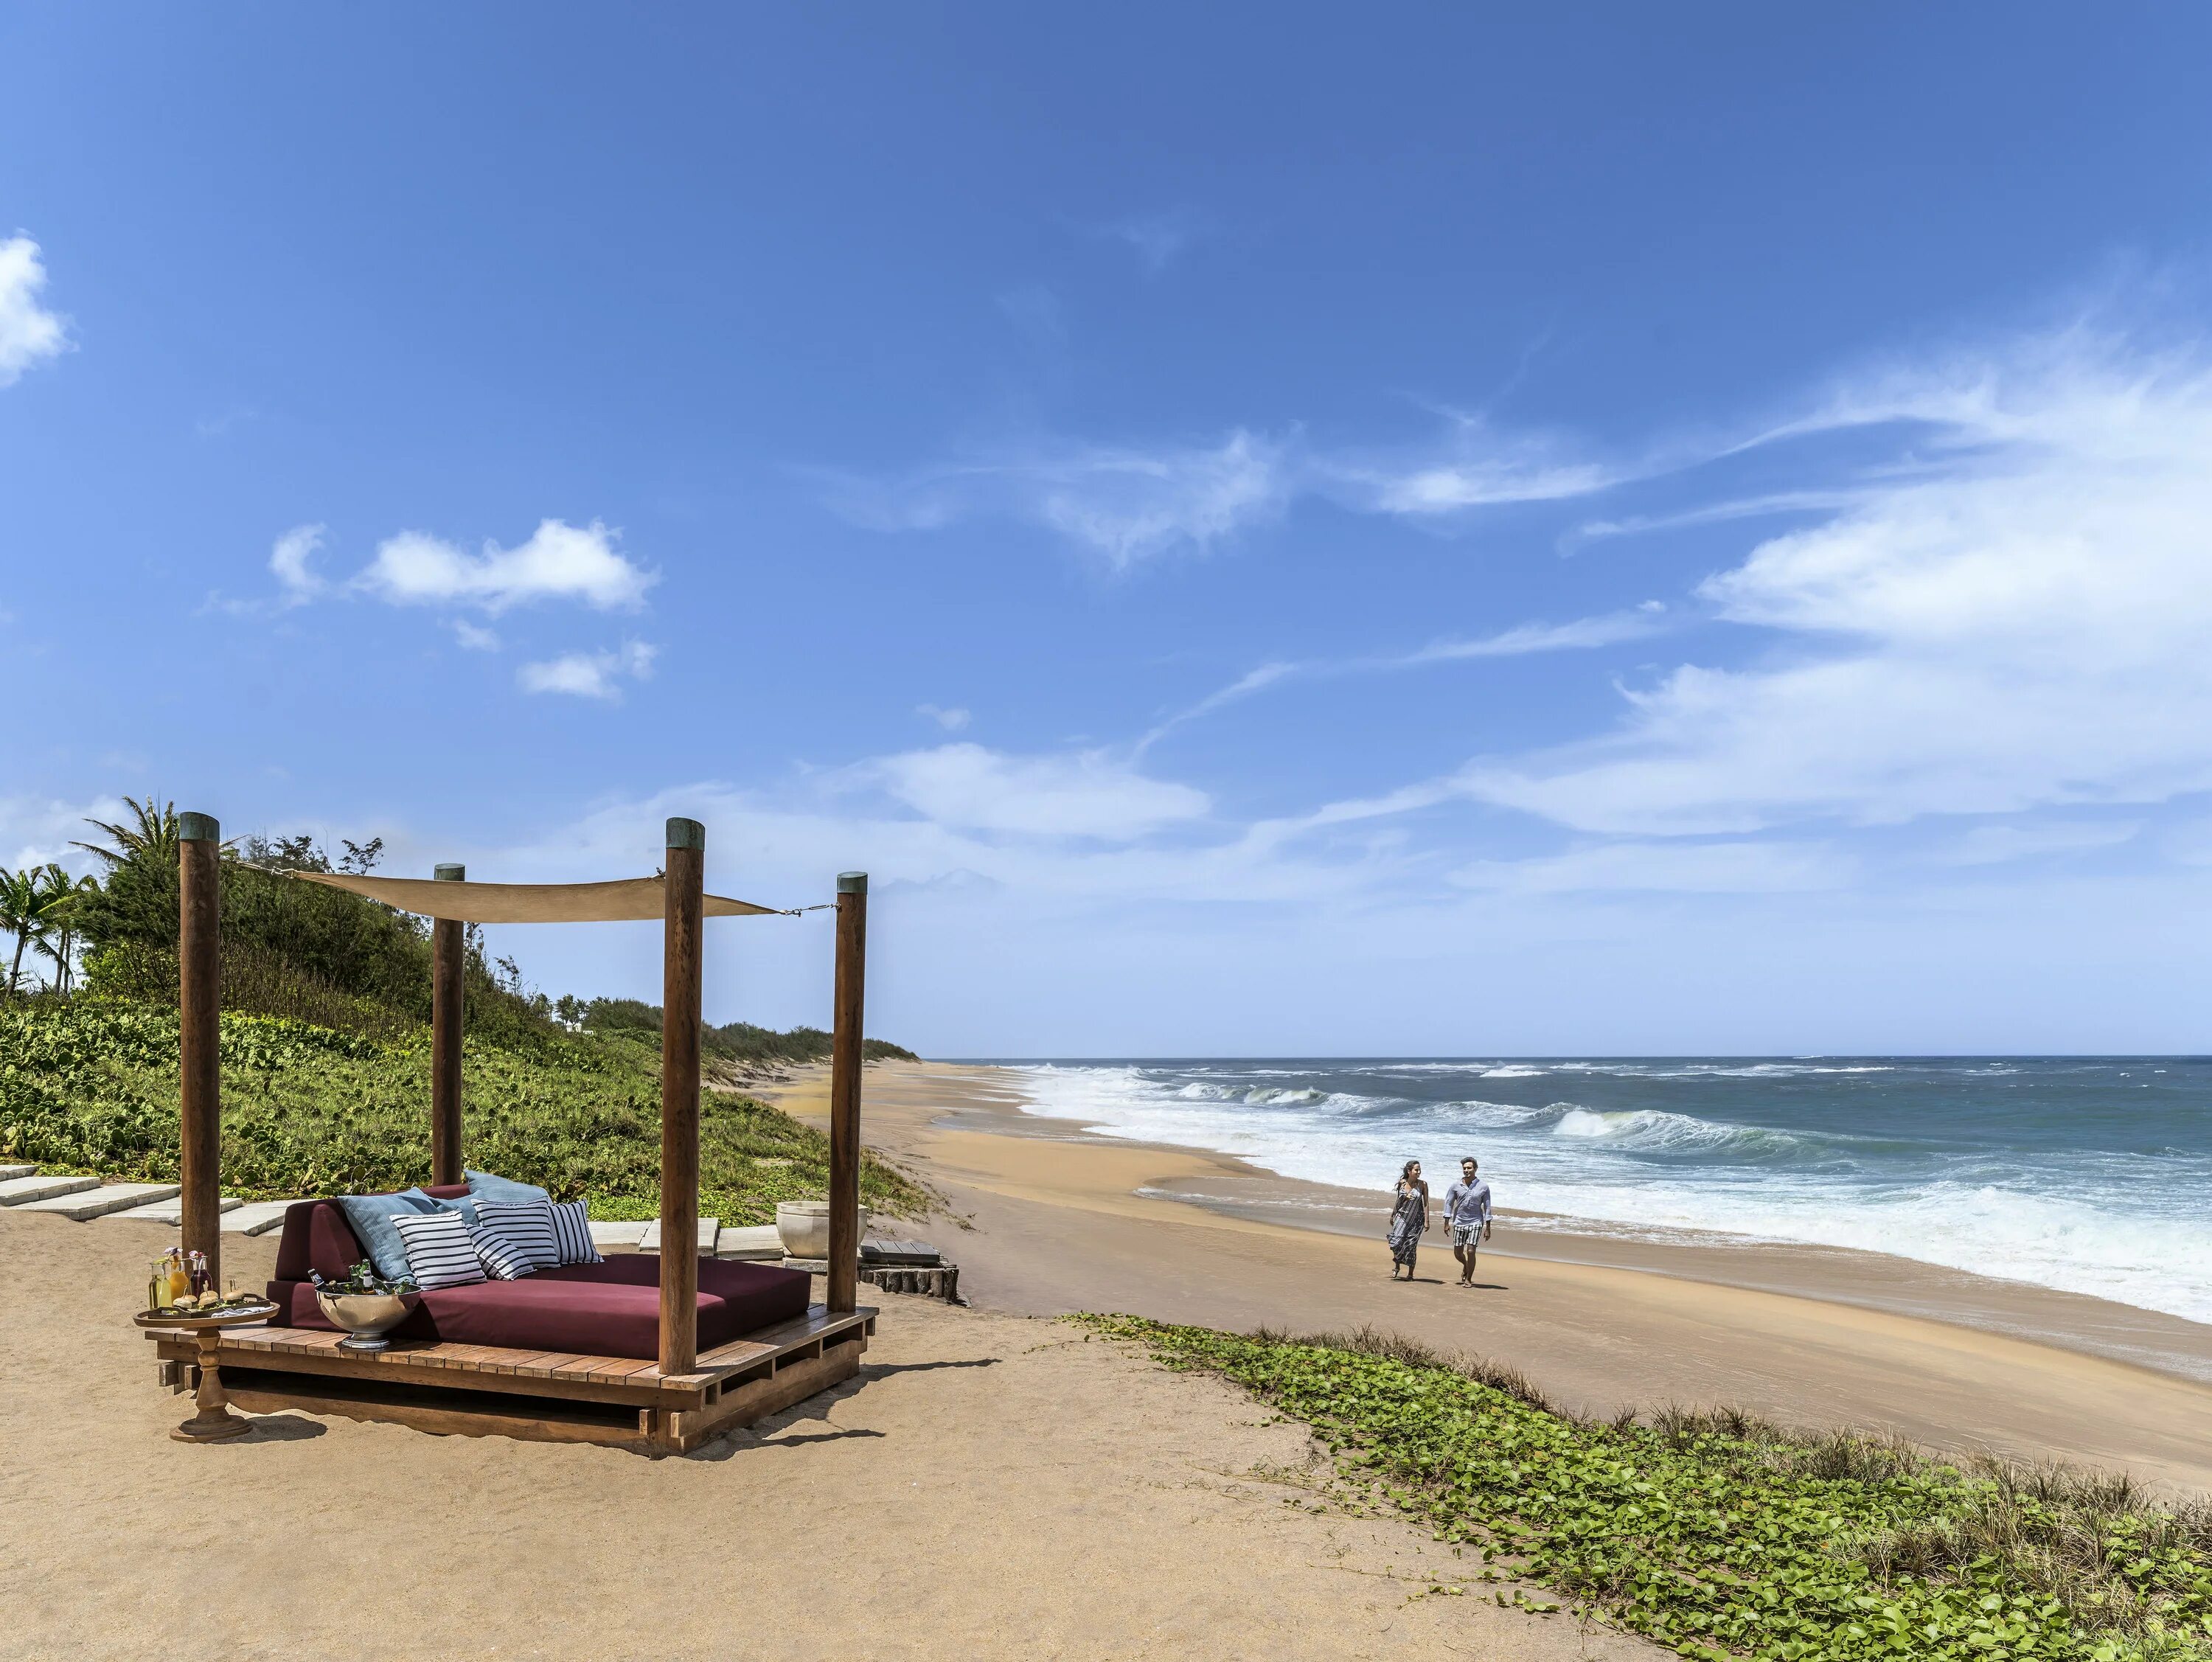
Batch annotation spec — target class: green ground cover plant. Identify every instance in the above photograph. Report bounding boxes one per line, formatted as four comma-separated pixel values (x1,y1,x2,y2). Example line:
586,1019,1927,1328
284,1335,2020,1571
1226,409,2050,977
0,998,931,1224
1075,1317,2212,1662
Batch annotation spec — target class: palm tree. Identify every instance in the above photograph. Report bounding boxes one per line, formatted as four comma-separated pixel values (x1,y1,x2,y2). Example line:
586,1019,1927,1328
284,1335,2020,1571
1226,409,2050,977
30,866,98,995
72,796,183,875
0,866,55,993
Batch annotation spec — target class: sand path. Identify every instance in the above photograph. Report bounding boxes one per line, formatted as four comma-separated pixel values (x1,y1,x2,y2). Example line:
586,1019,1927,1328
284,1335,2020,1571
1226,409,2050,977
0,1205,1662,1662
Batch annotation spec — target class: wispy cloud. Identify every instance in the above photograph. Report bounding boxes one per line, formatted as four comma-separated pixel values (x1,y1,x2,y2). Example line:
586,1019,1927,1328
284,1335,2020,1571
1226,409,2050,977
825,431,1292,569
830,411,1655,568
1462,325,2212,835
1451,838,1849,894
1559,490,1871,552
1138,607,1672,753
517,639,658,700
1091,208,1211,274
0,235,69,387
268,524,327,605
916,703,972,731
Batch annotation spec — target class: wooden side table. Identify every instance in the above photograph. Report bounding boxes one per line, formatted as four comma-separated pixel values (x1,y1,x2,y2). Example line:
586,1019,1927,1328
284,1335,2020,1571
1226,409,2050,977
134,1305,279,1442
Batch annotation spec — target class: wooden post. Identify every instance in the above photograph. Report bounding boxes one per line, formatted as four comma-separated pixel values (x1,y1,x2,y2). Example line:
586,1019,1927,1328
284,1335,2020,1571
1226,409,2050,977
827,871,867,1315
178,812,223,1290
658,818,705,1377
430,863,465,1187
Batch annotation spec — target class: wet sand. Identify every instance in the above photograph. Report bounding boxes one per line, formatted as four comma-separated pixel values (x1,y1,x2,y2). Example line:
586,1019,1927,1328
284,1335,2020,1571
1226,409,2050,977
773,1061,2212,1495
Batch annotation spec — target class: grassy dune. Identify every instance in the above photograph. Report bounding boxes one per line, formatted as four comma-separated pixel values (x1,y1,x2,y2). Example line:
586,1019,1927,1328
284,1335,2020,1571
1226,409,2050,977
0,998,931,1224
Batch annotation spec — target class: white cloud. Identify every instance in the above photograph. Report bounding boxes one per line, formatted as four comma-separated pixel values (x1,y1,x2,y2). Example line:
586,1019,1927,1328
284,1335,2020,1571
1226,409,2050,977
452,620,501,652
855,743,1209,840
517,639,657,700
1463,329,2212,836
0,793,128,875
1451,839,1849,895
268,524,326,604
916,703,971,731
359,519,655,613
0,236,69,386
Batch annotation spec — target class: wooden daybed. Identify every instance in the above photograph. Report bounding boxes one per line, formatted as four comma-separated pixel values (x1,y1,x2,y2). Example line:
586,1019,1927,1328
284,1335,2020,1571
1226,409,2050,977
153,812,877,1454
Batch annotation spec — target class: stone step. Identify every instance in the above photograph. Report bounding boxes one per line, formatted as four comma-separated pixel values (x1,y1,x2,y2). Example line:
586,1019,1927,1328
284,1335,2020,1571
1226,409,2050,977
102,1194,243,1226
587,1220,649,1254
0,1163,34,1181
0,1174,100,1207
714,1223,784,1261
220,1200,300,1237
636,1216,719,1254
15,1181,182,1220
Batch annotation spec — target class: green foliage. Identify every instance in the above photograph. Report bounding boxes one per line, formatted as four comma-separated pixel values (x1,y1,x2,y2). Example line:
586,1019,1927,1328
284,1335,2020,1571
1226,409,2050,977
1074,1317,2212,1662
563,995,919,1064
70,810,554,1047
0,998,931,1224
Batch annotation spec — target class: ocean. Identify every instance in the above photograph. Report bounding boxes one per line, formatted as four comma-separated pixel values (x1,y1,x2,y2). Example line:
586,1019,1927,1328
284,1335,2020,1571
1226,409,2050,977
999,1058,2212,1327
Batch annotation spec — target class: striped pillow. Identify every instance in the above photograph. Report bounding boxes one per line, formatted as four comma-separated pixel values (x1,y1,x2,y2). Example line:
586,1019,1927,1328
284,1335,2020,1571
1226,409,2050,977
474,1198,561,1279
391,1209,486,1290
550,1197,602,1266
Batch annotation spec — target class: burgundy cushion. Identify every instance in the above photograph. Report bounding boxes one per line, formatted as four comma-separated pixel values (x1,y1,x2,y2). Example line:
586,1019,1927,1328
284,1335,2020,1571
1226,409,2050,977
265,1256,810,1360
422,1182,472,1200
271,1199,372,1285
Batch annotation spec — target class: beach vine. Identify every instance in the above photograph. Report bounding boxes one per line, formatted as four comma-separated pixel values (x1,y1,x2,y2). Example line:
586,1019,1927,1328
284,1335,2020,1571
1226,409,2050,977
1074,1316,2212,1662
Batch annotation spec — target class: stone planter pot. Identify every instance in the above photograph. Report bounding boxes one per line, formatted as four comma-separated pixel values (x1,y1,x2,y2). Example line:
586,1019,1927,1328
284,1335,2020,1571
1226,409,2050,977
776,1201,832,1258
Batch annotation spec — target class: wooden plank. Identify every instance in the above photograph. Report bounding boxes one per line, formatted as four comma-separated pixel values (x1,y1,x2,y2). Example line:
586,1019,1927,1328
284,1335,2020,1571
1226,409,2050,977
664,1339,867,1453
223,1376,658,1448
163,1338,694,1409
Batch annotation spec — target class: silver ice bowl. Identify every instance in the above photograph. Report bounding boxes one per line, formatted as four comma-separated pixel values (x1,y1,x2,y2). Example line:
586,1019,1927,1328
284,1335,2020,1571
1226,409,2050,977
316,1290,417,1353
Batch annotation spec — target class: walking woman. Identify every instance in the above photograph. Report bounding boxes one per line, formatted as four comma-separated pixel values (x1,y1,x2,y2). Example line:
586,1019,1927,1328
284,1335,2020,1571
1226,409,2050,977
1386,1158,1429,1280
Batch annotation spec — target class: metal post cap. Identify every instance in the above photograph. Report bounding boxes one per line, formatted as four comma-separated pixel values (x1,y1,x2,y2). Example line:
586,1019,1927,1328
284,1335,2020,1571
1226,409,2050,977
837,872,868,894
178,812,221,842
434,863,465,881
666,817,706,851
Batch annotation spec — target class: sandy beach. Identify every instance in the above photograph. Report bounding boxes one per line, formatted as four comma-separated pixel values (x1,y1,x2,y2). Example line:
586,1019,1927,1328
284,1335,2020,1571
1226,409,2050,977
0,1202,1665,1662
768,1061,2212,1495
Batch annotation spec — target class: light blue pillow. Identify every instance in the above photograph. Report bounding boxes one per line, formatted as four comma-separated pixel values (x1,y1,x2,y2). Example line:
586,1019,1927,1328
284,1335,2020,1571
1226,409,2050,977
465,1168,551,1207
336,1189,443,1280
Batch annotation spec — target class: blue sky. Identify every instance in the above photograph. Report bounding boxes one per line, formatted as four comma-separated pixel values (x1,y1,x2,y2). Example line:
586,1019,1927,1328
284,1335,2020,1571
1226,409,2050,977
5,6,2212,1054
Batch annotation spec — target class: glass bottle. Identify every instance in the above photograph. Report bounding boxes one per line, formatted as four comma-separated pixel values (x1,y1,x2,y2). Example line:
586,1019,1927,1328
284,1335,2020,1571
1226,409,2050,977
148,1262,165,1312
166,1248,189,1304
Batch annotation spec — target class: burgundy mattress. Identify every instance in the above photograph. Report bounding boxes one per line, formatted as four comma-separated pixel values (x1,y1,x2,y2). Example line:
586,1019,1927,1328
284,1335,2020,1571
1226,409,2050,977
266,1195,810,1360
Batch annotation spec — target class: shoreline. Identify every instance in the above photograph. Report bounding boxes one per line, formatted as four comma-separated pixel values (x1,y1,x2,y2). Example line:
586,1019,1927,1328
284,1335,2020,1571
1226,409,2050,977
770,1060,2212,1494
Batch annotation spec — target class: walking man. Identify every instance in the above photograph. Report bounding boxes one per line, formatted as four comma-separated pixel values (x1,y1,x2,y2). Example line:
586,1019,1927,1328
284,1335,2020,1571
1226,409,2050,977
1442,1156,1492,1286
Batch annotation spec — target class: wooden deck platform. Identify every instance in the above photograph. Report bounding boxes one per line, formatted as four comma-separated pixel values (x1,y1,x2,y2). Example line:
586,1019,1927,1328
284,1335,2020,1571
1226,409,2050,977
149,1304,876,1453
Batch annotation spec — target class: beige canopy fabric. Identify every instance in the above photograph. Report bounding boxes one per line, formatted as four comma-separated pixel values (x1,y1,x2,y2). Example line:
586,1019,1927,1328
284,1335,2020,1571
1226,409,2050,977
275,869,787,922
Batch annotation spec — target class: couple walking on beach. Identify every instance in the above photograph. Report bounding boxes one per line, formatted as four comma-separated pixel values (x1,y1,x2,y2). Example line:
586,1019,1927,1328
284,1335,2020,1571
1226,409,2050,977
1388,1156,1492,1285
